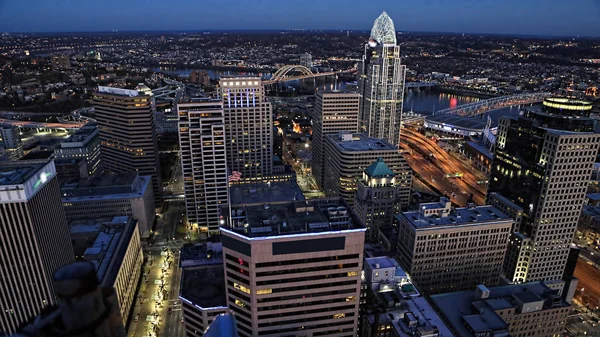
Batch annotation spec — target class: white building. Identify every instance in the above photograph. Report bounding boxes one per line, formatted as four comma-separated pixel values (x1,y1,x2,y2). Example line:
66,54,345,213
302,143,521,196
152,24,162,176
178,101,229,235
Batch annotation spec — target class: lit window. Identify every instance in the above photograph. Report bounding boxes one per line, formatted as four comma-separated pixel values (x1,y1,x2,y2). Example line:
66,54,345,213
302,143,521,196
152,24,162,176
333,313,346,319
256,289,272,295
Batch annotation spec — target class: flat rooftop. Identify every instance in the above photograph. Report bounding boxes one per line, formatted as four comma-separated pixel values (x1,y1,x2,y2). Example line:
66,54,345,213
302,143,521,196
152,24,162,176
365,256,396,270
425,114,489,130
327,133,397,152
180,242,223,268
0,161,47,185
465,141,494,160
225,199,364,238
430,282,570,337
60,123,97,144
180,264,226,309
229,180,304,206
65,172,138,188
399,205,512,229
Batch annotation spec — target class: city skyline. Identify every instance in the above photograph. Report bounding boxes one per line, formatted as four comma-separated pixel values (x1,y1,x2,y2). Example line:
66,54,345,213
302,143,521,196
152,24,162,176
0,0,599,37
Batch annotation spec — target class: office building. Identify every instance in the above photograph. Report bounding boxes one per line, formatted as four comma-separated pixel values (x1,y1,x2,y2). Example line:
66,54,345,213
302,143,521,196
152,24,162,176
488,97,600,283
69,216,143,327
299,52,312,69
354,158,406,241
204,312,240,337
358,12,406,146
0,160,75,335
93,86,162,206
178,101,229,235
396,198,513,294
220,78,273,178
360,257,453,337
1,125,23,161
311,91,360,188
323,133,411,207
54,123,102,178
180,243,228,337
430,282,571,337
61,172,155,238
221,198,365,337
13,261,126,337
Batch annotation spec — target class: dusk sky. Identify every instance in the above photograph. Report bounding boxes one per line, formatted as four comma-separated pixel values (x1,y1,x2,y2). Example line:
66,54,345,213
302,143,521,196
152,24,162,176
0,0,599,36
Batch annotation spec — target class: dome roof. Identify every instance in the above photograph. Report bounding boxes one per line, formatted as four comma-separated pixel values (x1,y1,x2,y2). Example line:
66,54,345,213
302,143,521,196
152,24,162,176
369,11,397,45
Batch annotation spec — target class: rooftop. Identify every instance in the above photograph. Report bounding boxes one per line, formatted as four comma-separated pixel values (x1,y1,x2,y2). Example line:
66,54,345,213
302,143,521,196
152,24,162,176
65,172,138,188
0,161,46,185
365,256,396,270
60,123,98,146
430,282,570,337
327,133,397,152
229,180,304,206
365,158,395,178
465,141,494,160
180,264,226,310
180,242,223,268
399,202,512,229
225,198,364,239
425,114,489,130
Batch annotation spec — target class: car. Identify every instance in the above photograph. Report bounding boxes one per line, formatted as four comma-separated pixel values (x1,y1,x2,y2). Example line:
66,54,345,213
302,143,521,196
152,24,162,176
181,318,184,324
134,314,139,322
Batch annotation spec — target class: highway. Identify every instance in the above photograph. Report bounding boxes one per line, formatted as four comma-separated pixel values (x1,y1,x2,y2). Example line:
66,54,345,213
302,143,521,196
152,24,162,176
400,126,487,206
574,258,600,310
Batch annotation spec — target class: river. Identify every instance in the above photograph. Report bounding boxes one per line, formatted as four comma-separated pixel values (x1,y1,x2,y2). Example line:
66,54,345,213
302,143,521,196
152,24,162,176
151,67,522,125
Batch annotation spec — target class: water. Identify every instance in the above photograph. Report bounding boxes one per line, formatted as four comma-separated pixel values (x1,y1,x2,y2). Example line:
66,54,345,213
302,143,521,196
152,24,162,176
152,67,521,124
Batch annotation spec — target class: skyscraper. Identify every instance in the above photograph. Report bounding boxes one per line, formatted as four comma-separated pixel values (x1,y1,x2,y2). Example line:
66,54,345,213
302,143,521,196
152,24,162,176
311,91,360,188
354,158,406,240
93,86,162,206
54,123,102,178
221,198,365,337
299,52,312,69
488,97,600,283
1,125,23,161
220,78,273,178
323,133,412,207
358,12,406,147
0,160,75,334
178,101,229,235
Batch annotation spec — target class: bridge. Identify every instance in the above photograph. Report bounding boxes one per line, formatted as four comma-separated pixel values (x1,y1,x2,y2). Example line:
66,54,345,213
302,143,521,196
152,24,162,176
405,82,440,89
0,118,85,130
263,65,355,85
436,92,551,117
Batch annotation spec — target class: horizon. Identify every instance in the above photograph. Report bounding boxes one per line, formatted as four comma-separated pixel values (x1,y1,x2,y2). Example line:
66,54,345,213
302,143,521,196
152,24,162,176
0,0,599,37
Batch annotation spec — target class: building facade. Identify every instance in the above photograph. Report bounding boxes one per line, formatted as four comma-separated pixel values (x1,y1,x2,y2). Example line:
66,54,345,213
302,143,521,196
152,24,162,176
354,158,406,241
220,78,273,178
311,91,360,189
61,172,155,238
178,101,229,235
358,12,406,146
93,86,162,206
220,198,365,337
1,125,23,161
0,160,75,334
396,198,513,295
488,98,600,283
299,52,312,69
323,133,411,207
54,123,102,178
69,216,143,327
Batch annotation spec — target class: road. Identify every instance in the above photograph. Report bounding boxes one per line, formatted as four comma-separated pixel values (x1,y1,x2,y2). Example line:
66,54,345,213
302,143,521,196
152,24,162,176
400,126,487,206
574,258,600,310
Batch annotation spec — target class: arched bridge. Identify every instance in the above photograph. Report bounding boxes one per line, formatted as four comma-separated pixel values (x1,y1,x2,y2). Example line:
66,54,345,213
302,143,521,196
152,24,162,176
436,92,551,117
264,65,356,84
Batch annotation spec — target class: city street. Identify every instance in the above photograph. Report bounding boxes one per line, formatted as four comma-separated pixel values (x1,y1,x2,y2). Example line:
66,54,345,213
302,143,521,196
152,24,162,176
400,127,487,206
574,258,600,310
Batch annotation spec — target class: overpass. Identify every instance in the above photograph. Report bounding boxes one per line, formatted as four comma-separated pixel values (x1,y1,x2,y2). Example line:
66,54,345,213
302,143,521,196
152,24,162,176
436,92,551,117
263,65,356,85
0,118,85,130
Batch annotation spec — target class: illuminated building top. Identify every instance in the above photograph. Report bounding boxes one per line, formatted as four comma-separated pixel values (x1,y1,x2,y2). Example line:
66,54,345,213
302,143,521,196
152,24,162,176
0,160,56,202
542,97,592,112
369,11,397,46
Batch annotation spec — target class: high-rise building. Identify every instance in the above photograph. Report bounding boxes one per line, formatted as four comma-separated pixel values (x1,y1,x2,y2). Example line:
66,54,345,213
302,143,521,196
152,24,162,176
0,160,75,335
93,86,162,206
358,12,406,146
299,52,312,69
219,78,273,178
354,158,406,240
323,133,411,207
54,123,102,178
396,197,513,294
221,198,365,337
1,125,23,161
488,97,600,283
178,101,229,235
311,91,360,189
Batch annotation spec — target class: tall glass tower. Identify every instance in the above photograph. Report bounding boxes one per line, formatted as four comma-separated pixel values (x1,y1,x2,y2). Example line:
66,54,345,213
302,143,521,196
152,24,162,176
358,11,406,147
